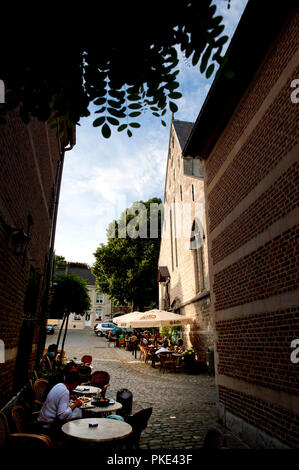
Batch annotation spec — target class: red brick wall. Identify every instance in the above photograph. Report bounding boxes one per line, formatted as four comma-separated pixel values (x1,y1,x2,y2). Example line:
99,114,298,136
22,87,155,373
205,10,299,186
208,69,298,232
214,225,298,311
218,386,299,448
217,307,299,395
0,109,63,407
211,160,299,264
203,11,299,447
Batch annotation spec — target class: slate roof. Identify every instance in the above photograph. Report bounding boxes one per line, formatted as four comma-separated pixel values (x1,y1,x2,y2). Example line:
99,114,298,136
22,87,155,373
55,262,96,285
173,120,194,150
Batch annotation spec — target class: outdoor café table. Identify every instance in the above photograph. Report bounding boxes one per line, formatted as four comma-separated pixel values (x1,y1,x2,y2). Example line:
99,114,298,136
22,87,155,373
61,418,132,444
73,385,100,396
81,401,123,418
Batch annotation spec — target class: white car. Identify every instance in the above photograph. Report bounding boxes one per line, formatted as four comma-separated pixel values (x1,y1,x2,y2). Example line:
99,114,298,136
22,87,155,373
95,322,117,337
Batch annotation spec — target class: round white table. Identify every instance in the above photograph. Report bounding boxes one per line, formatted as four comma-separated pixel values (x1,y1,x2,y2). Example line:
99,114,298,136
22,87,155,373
61,418,132,443
82,401,123,417
73,386,100,395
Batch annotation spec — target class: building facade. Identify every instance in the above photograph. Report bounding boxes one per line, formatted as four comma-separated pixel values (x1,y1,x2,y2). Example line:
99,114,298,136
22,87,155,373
0,108,75,408
158,119,215,354
183,0,298,448
52,262,112,329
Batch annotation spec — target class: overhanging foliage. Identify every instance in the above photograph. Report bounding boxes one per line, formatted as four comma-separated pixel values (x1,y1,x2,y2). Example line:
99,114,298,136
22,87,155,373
0,1,229,138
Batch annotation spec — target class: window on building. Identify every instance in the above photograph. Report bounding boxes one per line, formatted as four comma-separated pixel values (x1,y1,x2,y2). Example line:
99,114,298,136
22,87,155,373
170,209,174,272
96,293,104,303
192,184,194,201
190,220,206,292
183,157,204,178
180,185,182,201
96,308,103,320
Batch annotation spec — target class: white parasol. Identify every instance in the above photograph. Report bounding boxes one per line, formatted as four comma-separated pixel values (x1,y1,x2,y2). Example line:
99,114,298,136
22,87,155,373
114,309,192,328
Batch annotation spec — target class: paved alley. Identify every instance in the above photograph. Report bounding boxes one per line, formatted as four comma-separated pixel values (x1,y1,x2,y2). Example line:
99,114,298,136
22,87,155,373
46,328,247,449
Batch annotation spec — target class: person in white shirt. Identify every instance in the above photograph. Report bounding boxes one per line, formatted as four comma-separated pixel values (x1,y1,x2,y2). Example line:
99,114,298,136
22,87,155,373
155,341,169,356
38,370,83,437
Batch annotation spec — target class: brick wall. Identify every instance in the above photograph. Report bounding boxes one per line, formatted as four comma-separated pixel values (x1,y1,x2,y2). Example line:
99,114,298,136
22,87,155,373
201,10,299,448
0,109,65,407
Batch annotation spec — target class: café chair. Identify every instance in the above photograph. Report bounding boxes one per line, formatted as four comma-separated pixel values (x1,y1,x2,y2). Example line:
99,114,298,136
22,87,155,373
88,370,110,389
124,407,153,449
0,411,53,449
33,379,49,410
78,365,92,383
81,354,92,366
11,405,40,434
158,353,175,373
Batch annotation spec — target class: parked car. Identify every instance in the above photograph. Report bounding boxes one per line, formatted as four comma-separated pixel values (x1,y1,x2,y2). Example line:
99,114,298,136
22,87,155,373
95,322,118,337
46,324,56,335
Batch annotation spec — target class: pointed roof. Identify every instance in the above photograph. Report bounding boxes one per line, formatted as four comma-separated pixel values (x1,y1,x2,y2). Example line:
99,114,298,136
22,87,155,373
172,120,194,150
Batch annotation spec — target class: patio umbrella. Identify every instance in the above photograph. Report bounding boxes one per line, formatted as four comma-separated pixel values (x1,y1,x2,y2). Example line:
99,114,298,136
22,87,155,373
114,309,192,328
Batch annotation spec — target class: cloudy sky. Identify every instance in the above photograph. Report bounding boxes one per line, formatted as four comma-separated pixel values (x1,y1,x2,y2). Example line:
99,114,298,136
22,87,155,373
54,0,248,266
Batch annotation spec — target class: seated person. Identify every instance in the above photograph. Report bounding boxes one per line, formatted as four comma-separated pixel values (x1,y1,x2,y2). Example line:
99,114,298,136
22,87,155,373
155,341,169,357
46,344,57,360
37,371,83,437
177,339,185,352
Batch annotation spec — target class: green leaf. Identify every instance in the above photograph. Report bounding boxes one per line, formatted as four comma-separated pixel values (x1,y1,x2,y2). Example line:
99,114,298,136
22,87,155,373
129,122,140,128
117,124,127,132
108,99,122,109
129,111,141,117
107,116,120,126
108,107,126,118
161,120,166,127
127,94,140,102
94,97,106,106
93,116,106,127
169,101,178,113
214,35,229,47
95,107,106,114
168,92,182,100
205,63,215,79
200,45,213,73
127,129,133,137
102,123,111,138
192,50,201,66
165,81,180,91
128,103,142,110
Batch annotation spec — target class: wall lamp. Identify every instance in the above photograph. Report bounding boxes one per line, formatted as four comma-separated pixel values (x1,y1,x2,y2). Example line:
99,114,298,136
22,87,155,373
6,226,31,256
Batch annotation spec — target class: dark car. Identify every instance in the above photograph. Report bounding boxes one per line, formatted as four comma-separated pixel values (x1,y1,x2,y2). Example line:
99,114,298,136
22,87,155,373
46,324,56,335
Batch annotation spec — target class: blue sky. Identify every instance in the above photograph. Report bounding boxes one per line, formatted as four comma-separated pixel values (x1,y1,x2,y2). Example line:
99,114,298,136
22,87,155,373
54,0,248,266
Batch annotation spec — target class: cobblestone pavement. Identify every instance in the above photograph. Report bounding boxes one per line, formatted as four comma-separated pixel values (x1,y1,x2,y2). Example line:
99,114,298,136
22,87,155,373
46,328,248,449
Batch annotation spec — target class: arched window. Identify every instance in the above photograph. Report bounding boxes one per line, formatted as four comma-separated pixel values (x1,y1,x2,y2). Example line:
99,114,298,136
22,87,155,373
190,220,206,292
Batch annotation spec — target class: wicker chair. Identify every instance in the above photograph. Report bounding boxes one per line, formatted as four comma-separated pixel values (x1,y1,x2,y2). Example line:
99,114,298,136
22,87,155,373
81,355,92,366
89,371,110,389
0,411,53,449
11,405,40,434
33,379,49,410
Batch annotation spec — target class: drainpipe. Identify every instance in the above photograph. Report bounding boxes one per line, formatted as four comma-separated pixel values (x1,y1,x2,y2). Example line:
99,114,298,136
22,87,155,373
35,123,76,370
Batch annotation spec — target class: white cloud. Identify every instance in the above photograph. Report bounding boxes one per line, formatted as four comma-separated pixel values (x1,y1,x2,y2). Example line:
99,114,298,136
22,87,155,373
54,1,248,265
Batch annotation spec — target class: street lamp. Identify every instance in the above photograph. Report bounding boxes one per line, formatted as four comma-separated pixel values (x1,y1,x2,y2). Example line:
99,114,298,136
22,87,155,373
6,226,31,255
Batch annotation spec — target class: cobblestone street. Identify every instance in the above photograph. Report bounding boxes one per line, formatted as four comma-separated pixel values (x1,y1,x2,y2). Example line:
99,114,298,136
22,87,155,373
46,328,248,449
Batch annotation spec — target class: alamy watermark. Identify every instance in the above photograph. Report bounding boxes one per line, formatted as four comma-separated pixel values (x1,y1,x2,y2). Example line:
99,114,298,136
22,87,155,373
0,340,4,363
290,339,299,364
0,80,4,104
290,79,299,103
109,201,205,249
